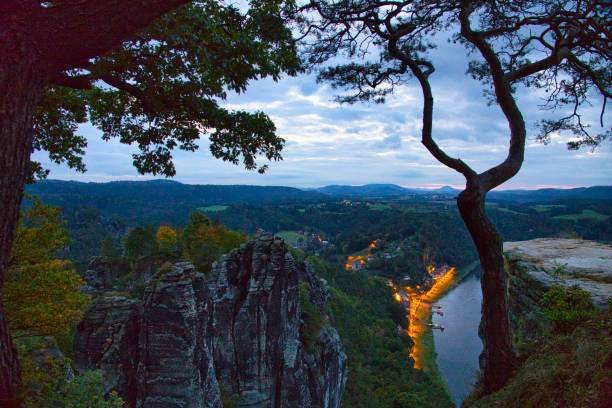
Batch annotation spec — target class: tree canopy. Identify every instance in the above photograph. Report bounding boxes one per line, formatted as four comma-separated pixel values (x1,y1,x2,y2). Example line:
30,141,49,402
183,212,246,273
31,0,301,181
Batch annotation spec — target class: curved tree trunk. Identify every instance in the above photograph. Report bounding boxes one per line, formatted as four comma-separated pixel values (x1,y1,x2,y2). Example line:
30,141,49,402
457,186,515,392
0,57,44,406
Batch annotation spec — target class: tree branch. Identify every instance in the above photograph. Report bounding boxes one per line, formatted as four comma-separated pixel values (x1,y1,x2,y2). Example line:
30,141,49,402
386,37,478,184
504,47,572,82
50,72,93,90
459,3,526,193
35,0,191,73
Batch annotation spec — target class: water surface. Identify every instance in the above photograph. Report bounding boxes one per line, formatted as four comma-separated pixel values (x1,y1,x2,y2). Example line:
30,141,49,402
432,272,483,406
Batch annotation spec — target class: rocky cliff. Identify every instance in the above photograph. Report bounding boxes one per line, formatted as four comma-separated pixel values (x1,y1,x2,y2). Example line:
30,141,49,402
465,238,612,407
473,238,612,362
504,238,611,353
74,232,347,408
505,238,612,307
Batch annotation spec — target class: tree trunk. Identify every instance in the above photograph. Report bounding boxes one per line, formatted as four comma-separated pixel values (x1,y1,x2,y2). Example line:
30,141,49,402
457,186,515,392
0,56,44,405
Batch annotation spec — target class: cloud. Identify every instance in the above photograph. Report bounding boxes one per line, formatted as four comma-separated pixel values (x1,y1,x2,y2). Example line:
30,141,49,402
31,39,612,189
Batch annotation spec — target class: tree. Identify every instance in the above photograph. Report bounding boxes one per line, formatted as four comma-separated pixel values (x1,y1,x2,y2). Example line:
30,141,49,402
156,226,178,253
0,1,300,402
4,199,89,341
121,225,158,261
100,234,121,260
182,212,246,274
299,0,610,392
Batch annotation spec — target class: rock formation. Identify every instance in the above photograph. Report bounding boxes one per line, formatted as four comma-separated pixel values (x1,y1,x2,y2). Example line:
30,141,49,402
74,232,347,408
80,256,114,295
73,296,141,406
504,238,612,307
481,238,612,362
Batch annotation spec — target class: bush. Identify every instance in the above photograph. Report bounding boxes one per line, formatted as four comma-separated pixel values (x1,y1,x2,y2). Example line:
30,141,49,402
542,284,595,332
17,339,124,408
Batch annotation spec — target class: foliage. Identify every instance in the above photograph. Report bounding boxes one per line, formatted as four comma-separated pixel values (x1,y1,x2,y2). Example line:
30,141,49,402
542,284,596,332
4,199,89,338
182,212,246,273
101,234,122,260
32,0,302,180
17,339,123,408
156,225,178,252
464,307,612,408
122,224,158,261
10,198,70,264
299,282,326,355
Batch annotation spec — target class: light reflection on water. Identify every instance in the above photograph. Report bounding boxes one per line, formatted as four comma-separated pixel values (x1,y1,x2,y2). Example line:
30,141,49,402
432,271,483,407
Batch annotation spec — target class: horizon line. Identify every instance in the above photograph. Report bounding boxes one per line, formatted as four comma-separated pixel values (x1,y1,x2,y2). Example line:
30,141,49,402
33,178,609,192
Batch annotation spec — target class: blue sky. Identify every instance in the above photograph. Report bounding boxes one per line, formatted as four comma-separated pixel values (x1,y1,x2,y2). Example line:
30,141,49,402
33,37,611,190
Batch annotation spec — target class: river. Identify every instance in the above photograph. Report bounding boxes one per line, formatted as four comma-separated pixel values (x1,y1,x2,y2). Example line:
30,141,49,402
432,270,483,406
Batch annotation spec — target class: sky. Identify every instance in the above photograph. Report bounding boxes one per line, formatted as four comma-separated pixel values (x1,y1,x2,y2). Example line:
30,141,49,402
32,35,612,190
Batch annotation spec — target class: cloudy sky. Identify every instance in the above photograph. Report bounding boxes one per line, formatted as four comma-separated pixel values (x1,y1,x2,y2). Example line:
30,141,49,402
33,36,611,190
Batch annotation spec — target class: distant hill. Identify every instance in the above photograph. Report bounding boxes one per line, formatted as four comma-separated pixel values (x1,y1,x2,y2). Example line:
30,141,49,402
315,184,414,197
27,179,324,205
314,183,612,202
25,179,325,225
314,184,461,198
488,186,612,202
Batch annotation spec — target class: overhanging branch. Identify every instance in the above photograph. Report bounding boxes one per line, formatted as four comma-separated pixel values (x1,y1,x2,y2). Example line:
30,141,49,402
36,0,191,72
50,73,93,90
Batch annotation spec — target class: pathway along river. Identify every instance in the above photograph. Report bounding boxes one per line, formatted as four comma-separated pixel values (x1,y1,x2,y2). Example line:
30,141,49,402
432,269,483,406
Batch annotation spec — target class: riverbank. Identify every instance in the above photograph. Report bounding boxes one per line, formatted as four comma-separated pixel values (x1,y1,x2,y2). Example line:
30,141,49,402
410,261,480,384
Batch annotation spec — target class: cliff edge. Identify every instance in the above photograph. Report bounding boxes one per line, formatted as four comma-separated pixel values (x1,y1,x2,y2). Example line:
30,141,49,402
465,238,612,408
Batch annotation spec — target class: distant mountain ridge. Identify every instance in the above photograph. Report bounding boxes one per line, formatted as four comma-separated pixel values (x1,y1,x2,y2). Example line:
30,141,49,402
313,183,612,202
488,185,612,202
25,180,326,226
27,180,612,211
27,179,325,206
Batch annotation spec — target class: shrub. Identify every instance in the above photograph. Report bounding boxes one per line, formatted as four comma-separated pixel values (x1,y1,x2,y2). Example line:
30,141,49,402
542,284,595,332
17,339,123,408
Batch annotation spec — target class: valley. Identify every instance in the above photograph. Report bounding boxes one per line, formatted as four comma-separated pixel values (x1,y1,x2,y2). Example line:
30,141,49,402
14,180,612,407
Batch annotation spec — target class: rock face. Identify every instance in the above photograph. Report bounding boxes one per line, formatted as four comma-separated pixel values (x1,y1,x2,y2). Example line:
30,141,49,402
74,232,347,408
73,296,141,406
136,262,221,408
81,256,114,295
505,238,612,307
501,238,612,358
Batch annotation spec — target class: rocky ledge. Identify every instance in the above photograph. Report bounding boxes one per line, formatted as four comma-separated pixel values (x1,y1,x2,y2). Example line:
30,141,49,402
505,238,612,307
74,231,347,408
499,238,612,360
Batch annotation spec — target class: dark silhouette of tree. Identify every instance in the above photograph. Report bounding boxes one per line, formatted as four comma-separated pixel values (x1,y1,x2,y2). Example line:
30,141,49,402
298,0,610,392
0,1,299,403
